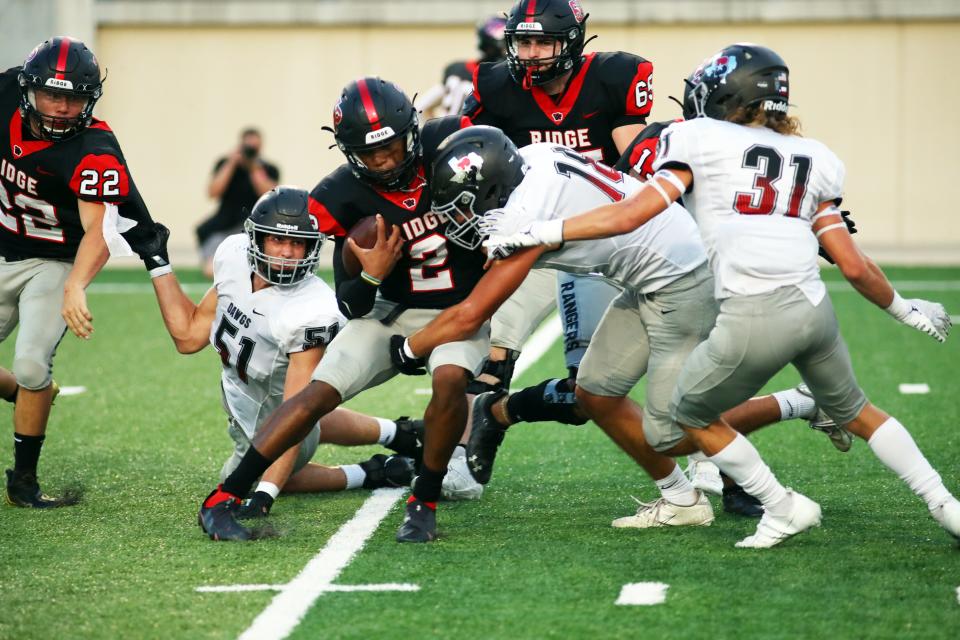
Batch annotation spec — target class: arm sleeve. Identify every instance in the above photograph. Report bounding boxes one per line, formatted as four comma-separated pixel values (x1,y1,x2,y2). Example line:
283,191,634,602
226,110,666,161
332,237,378,319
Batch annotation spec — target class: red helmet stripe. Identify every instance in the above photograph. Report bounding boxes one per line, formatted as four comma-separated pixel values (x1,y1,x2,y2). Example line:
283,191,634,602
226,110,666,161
525,0,537,22
54,37,72,81
356,79,381,131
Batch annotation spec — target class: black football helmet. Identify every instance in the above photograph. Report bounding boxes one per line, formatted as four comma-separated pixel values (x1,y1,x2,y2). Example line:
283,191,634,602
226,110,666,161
477,15,507,62
18,37,104,141
244,186,324,286
504,0,588,88
332,77,421,191
430,126,527,250
686,43,789,121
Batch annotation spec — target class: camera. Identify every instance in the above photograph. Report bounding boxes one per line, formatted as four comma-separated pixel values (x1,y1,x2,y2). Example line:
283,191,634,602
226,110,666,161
241,144,258,160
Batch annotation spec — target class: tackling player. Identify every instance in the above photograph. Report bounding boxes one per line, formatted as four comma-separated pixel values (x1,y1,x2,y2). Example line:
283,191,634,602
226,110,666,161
196,78,486,542
484,44,960,547
148,187,421,520
390,126,844,528
1,37,164,508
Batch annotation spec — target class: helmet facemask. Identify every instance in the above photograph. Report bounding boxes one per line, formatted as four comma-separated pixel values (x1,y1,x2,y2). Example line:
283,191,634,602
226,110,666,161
506,32,579,89
244,220,324,287
433,190,485,251
19,79,101,141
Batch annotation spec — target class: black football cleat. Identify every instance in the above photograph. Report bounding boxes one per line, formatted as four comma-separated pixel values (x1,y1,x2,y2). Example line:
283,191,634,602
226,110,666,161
466,391,509,485
396,497,437,543
5,469,80,508
388,417,424,468
198,487,253,541
360,454,416,489
722,484,764,518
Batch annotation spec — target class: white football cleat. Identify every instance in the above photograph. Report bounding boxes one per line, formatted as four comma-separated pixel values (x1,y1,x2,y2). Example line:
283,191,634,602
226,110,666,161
686,458,723,496
930,497,960,542
797,384,853,453
735,489,821,549
441,449,484,501
612,492,714,528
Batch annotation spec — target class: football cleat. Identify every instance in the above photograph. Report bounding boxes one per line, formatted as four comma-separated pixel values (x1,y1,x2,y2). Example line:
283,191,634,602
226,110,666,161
441,448,484,501
466,390,509,484
389,417,424,468
198,487,253,541
5,468,81,508
50,380,60,405
612,492,714,528
686,458,723,496
722,484,764,518
396,497,437,543
735,490,821,549
797,383,852,452
360,454,415,489
930,497,960,542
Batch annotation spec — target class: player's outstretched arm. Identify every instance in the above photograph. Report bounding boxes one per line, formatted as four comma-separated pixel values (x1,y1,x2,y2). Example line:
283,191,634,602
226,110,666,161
816,203,951,343
150,276,218,354
62,200,111,339
404,247,545,359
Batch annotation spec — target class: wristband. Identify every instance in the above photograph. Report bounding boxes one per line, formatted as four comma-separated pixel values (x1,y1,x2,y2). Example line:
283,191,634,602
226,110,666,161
149,264,173,279
884,291,911,320
360,271,382,286
255,481,280,500
542,218,565,244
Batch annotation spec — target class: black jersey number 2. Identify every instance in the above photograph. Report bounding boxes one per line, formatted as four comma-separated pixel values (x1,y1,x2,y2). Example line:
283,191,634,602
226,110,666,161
214,316,256,383
734,145,812,217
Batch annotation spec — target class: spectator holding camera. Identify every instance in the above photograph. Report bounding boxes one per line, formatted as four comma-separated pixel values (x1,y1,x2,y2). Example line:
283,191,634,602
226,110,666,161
197,128,280,277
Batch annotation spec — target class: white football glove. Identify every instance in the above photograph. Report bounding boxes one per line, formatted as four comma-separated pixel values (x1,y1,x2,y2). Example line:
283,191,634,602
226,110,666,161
885,293,951,343
481,218,564,253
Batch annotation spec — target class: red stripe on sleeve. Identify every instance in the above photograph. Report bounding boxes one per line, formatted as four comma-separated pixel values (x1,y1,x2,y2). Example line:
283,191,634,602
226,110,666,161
308,197,348,236
69,154,130,201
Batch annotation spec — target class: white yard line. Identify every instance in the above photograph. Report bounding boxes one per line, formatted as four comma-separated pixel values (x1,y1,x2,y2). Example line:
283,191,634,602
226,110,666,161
57,386,87,396
898,383,930,395
615,582,669,606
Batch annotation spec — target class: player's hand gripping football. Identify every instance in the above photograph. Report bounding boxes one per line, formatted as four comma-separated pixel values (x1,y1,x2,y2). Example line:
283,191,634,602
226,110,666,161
348,214,403,281
389,335,427,375
480,209,563,256
886,295,952,343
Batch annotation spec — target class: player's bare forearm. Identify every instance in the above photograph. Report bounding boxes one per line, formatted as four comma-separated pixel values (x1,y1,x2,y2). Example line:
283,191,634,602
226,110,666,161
408,247,543,356
67,202,109,291
562,173,682,242
151,276,215,354
612,123,646,154
815,211,894,308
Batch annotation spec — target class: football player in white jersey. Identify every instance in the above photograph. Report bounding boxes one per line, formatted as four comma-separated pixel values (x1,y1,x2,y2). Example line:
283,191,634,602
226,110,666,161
389,126,842,528
484,44,959,548
147,187,423,522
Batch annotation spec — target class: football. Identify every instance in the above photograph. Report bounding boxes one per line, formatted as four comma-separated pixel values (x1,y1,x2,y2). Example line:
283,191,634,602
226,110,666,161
341,215,380,277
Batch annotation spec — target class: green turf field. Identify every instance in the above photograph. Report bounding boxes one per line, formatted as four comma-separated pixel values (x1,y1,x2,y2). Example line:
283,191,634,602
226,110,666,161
1,266,958,640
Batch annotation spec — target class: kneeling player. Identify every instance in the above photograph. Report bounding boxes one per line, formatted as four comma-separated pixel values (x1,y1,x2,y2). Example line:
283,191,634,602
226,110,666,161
148,187,422,521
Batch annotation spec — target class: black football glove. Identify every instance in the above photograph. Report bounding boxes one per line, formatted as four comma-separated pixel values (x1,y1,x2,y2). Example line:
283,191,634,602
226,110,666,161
818,209,857,265
236,491,274,519
390,334,427,376
131,222,172,276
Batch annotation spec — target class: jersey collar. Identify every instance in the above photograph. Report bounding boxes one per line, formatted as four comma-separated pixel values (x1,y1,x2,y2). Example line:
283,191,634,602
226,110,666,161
9,110,54,158
529,53,596,127
374,164,426,211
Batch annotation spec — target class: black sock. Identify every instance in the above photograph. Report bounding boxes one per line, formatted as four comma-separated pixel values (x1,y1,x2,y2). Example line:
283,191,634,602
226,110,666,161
412,464,445,503
222,446,271,498
13,433,45,475
505,378,586,426
3,387,17,403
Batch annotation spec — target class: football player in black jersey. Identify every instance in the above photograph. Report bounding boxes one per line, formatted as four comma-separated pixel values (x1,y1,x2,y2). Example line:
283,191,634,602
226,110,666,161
0,37,166,508
416,14,507,118
198,78,484,543
457,0,652,481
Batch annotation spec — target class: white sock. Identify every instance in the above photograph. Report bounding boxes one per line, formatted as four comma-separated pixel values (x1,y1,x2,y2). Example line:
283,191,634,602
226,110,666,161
709,433,791,517
341,464,366,490
376,418,396,446
772,388,817,420
655,463,700,507
255,481,280,500
868,417,952,511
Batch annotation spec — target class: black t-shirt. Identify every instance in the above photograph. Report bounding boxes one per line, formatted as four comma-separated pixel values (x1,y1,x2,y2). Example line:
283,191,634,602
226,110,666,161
210,155,280,227
463,51,653,166
309,115,486,316
0,67,154,261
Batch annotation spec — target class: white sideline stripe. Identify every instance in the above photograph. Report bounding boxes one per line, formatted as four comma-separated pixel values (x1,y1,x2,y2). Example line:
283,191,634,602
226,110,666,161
85,280,960,296
58,386,87,396
615,582,669,606
513,314,563,383
899,383,930,394
956,586,960,605
414,388,431,395
951,315,960,324
196,583,419,594
238,487,406,640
